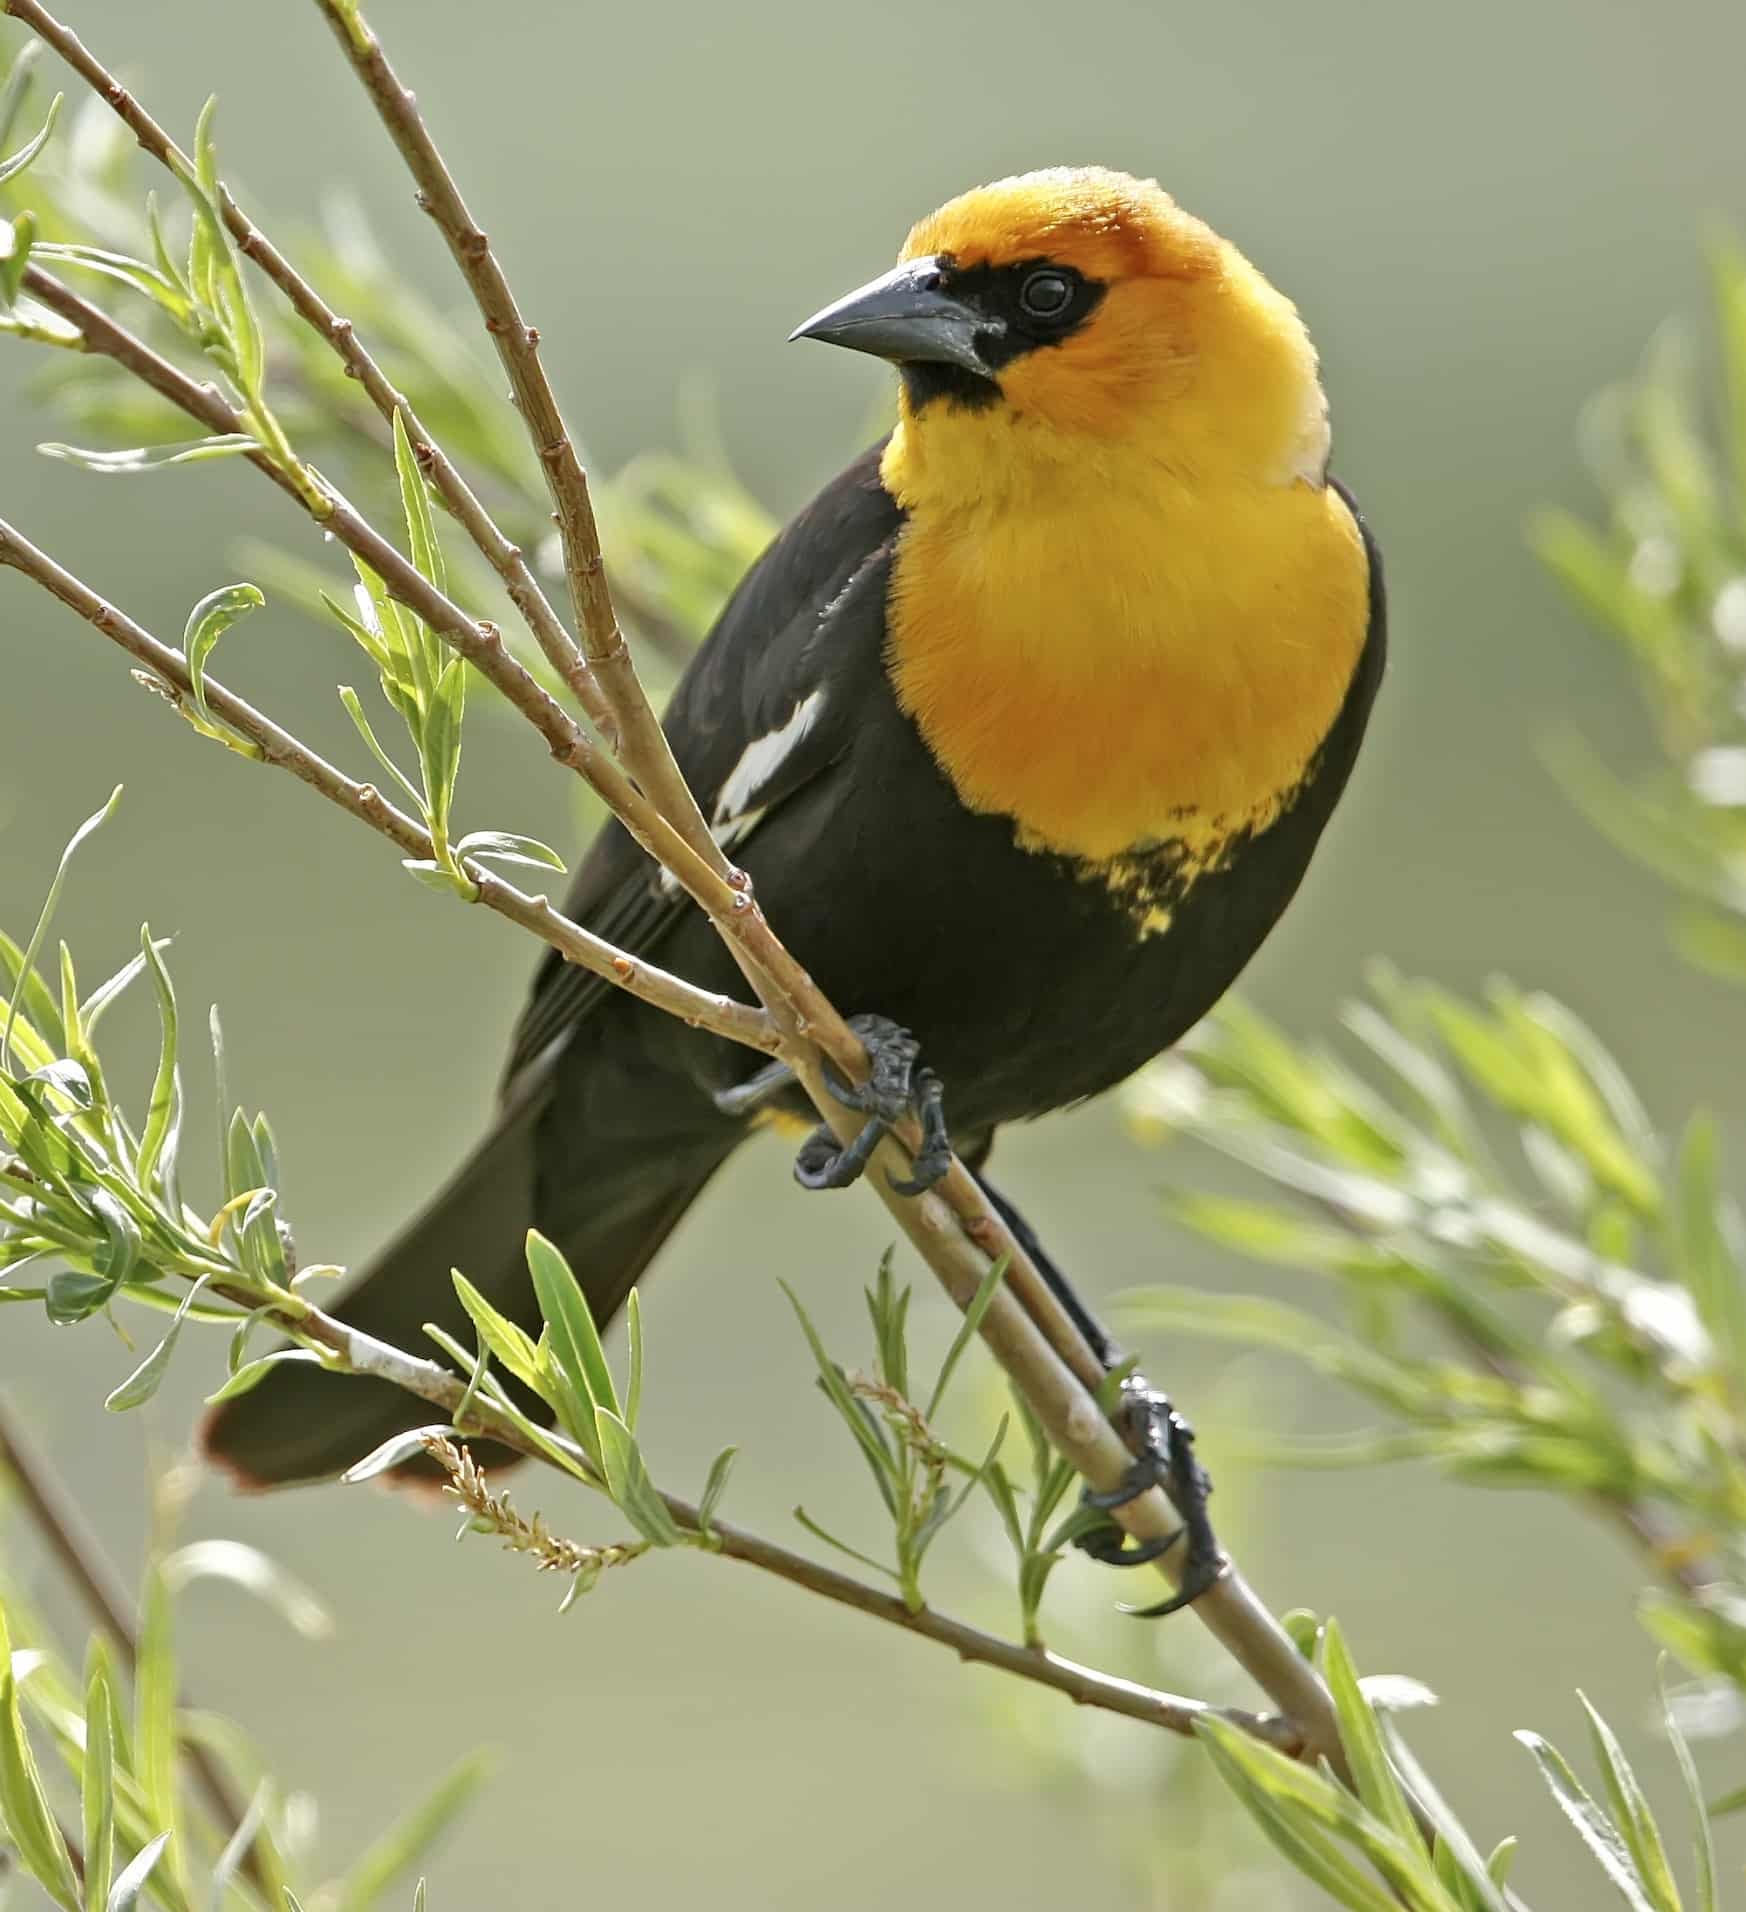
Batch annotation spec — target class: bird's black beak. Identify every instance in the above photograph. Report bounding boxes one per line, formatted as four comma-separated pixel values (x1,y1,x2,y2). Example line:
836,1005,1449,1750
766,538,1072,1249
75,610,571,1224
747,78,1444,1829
789,256,1000,380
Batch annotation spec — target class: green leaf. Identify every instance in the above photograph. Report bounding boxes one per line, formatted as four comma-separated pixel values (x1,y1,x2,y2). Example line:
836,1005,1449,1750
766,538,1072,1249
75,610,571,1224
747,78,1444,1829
453,830,565,874
135,1561,185,1897
695,1446,738,1540
181,583,263,727
526,1228,618,1438
1659,1667,1715,1912
203,1347,325,1404
925,1252,1007,1420
83,1642,117,1912
162,1540,334,1641
3,784,122,1075
106,1832,171,1912
1671,1114,1746,1385
1517,1730,1657,1911
779,1280,899,1510
624,1289,645,1433
29,239,190,319
105,1277,209,1411
1194,1717,1403,1912
191,98,264,401
392,409,447,596
337,685,425,811
132,926,182,1198
420,656,466,843
37,434,259,473
1321,1620,1426,1858
1579,1694,1681,1911
451,1272,543,1393
0,1606,80,1907
0,207,34,306
593,1409,683,1546
337,1750,492,1910
341,1426,452,1485
0,87,58,185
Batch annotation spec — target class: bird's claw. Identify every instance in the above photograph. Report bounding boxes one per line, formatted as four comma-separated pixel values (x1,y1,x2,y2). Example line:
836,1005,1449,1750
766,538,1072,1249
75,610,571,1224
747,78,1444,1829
1074,1377,1226,1617
794,1014,953,1197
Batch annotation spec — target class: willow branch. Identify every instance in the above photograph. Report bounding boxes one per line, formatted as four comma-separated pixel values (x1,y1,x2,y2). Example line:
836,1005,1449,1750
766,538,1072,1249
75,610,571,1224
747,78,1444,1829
0,1402,256,1880
0,517,776,1055
0,0,620,750
263,1299,1303,1754
306,0,726,873
4,8,1344,1762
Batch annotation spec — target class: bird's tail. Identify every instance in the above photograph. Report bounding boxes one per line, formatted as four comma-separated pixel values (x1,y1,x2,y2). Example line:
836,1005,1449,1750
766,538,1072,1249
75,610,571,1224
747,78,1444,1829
200,1095,732,1490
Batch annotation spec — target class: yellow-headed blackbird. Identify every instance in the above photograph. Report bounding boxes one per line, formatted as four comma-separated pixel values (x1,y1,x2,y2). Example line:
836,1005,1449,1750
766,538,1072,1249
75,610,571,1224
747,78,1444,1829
206,168,1385,1588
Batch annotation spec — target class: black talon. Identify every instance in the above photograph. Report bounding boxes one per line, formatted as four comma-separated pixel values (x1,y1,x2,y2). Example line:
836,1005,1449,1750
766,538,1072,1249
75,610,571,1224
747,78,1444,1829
1074,1378,1226,1617
778,1014,952,1197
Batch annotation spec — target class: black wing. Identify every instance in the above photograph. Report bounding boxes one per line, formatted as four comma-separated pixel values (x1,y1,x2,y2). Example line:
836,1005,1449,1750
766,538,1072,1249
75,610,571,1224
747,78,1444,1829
501,442,902,1093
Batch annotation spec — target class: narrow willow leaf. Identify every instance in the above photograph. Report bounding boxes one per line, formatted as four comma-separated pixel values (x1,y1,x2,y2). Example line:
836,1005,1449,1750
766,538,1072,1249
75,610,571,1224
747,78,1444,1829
337,685,426,811
0,925,68,1055
392,408,447,595
420,657,467,843
1659,1668,1715,1912
181,583,263,726
925,1253,1008,1420
29,239,189,318
0,1609,79,1907
624,1288,645,1434
206,1785,268,1909
791,1507,899,1581
1321,1620,1426,1857
695,1446,738,1539
3,784,122,1074
1579,1694,1681,1911
1672,1114,1746,1387
1195,1717,1403,1912
452,1272,543,1393
105,1277,209,1411
1485,1838,1518,1887
192,98,264,400
0,88,59,185
204,1347,325,1404
106,1831,171,1912
337,1750,492,1909
342,1426,453,1485
1517,1731,1657,1911
38,435,258,473
593,1409,682,1545
453,830,565,873
0,206,33,306
779,1280,900,1508
133,926,181,1196
526,1228,619,1421
162,1541,333,1640
83,1642,117,1912
135,1562,186,1896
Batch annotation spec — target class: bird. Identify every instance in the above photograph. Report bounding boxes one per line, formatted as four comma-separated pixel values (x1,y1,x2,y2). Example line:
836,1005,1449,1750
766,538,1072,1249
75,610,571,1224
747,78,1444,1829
204,166,1385,1600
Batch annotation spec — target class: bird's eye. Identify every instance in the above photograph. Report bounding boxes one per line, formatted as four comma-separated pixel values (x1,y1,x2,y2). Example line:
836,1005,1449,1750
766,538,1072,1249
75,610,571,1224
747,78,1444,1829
1019,268,1075,320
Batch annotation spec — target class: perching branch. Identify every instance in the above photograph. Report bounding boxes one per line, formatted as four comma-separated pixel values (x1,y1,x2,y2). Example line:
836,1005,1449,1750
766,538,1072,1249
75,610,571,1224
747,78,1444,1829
269,1296,1303,1754
0,517,775,1055
0,0,1348,1764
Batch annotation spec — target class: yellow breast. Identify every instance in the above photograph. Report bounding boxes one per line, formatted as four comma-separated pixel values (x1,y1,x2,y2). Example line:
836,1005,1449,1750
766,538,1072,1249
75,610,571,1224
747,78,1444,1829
882,466,1371,870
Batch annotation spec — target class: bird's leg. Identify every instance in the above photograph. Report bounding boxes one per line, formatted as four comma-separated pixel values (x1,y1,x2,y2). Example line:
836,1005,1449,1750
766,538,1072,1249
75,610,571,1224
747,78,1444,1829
716,1013,953,1196
976,1173,1226,1616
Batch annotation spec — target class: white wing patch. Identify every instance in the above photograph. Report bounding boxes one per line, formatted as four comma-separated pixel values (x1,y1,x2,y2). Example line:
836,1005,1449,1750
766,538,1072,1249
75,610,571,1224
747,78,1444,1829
713,688,827,827
656,690,826,895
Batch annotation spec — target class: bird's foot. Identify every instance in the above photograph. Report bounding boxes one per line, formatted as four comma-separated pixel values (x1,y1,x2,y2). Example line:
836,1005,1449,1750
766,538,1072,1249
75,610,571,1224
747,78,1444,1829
715,1014,951,1196
1074,1376,1225,1617
796,1014,952,1196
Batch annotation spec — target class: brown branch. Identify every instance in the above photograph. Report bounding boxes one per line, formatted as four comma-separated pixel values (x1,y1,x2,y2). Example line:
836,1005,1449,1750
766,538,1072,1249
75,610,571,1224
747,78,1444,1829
0,515,777,1055
0,1401,255,1882
307,0,727,875
3,2,1346,1762
0,0,621,750
283,1310,1303,1754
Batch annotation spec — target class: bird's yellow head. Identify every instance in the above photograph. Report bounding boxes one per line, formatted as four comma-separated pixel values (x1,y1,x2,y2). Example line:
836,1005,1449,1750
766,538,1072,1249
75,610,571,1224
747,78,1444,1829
792,167,1330,507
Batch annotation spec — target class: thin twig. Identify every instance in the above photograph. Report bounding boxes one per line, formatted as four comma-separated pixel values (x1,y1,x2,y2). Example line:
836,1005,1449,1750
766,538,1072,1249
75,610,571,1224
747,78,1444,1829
308,0,727,872
0,1401,255,1876
0,0,620,750
281,1311,1303,1753
0,515,777,1055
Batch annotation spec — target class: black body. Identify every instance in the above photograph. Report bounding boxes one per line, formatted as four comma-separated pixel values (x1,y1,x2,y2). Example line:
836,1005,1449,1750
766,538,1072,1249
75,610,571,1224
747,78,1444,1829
204,443,1385,1488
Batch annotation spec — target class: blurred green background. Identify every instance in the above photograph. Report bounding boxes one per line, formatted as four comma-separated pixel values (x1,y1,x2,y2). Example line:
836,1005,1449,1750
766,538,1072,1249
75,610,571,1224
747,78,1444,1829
4,0,1746,1903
